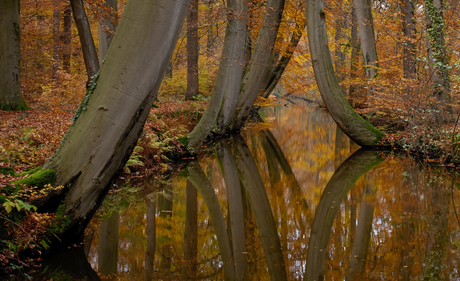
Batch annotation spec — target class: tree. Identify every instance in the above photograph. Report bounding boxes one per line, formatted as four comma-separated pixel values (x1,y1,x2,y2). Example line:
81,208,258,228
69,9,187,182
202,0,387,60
52,0,61,82
70,0,99,86
0,0,28,111
62,3,72,72
186,0,199,100
354,0,379,80
401,0,417,80
98,0,117,64
186,0,248,153
38,0,191,245
425,0,452,109
305,0,384,146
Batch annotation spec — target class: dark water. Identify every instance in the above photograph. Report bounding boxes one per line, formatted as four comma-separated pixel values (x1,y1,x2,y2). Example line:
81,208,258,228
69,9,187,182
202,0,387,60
36,104,460,280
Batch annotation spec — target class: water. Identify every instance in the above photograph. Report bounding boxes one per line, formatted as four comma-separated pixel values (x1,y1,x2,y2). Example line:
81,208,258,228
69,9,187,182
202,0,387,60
36,103,460,280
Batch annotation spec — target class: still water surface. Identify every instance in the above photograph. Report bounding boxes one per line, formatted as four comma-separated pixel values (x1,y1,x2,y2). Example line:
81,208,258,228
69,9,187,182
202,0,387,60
39,103,460,280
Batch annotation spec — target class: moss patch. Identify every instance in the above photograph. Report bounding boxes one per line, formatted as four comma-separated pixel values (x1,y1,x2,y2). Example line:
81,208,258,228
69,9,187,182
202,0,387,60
0,167,18,176
12,169,56,189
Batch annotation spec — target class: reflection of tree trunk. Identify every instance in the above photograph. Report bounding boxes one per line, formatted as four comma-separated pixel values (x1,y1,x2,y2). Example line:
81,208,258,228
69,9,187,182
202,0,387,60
98,212,119,278
183,180,198,279
397,167,416,281
423,180,449,280
260,132,281,184
233,136,287,281
158,188,173,270
187,161,235,280
346,181,375,280
218,142,248,280
144,197,156,280
83,228,94,257
304,150,382,281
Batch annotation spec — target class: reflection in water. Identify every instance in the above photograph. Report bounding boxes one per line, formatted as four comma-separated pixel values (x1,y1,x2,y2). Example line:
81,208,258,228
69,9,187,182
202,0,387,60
98,212,119,279
35,104,460,280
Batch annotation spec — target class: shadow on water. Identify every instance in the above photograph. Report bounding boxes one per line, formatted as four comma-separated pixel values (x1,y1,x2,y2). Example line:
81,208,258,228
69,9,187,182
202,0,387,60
32,104,460,280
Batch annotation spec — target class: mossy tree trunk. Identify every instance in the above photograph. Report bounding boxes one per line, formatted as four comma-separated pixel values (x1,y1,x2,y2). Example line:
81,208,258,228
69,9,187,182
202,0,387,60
41,0,190,245
425,0,452,110
306,0,384,146
0,0,28,111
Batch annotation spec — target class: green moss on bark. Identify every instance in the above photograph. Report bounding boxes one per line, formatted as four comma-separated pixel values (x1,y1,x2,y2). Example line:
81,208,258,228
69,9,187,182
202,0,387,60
12,169,57,189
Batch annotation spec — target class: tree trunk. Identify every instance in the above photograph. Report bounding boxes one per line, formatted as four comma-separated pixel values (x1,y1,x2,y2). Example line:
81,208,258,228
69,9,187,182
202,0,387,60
52,0,61,83
41,0,190,246
70,0,100,85
232,0,286,130
305,0,384,146
261,10,306,98
186,0,247,152
62,3,72,72
186,0,199,100
401,0,416,80
424,0,451,108
98,0,117,64
354,0,379,79
0,0,28,111
348,6,360,97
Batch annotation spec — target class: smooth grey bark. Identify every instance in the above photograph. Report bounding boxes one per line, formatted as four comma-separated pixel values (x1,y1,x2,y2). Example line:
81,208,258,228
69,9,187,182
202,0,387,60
186,161,235,280
70,0,100,84
354,0,379,79
98,212,119,277
0,0,28,111
215,0,249,133
187,0,247,152
401,0,417,80
41,0,191,245
304,150,382,281
233,136,287,281
186,0,199,100
144,197,156,280
345,182,375,280
232,0,286,130
261,14,306,98
424,0,452,108
183,180,198,279
98,0,117,64
217,142,248,280
306,0,384,146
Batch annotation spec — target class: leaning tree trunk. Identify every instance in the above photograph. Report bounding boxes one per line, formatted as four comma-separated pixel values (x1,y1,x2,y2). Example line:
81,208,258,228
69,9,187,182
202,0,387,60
306,0,384,146
0,0,28,111
42,0,190,245
98,0,117,64
186,0,247,153
231,0,286,130
354,0,379,79
70,0,100,85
